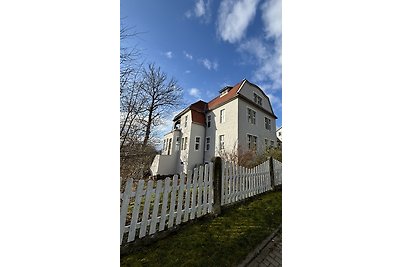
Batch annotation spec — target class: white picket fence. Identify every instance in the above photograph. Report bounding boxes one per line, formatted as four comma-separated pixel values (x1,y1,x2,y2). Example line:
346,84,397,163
273,158,282,185
221,159,282,205
120,163,214,245
120,158,282,245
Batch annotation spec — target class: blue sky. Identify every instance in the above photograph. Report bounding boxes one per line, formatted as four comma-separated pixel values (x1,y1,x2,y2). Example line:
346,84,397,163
121,0,282,134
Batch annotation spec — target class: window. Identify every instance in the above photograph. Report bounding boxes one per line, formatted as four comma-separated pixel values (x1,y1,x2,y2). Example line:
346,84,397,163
247,134,257,150
175,137,180,151
167,138,172,155
219,135,225,150
205,137,210,151
265,138,269,148
265,117,271,130
270,141,274,147
184,115,188,127
278,132,281,136
207,115,211,128
195,137,200,151
184,137,188,150
181,137,185,150
220,109,225,123
248,108,256,124
253,93,262,106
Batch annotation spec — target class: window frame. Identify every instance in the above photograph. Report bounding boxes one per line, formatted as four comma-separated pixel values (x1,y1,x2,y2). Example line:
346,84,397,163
220,109,225,123
253,92,262,106
265,117,271,130
205,137,210,151
219,135,225,150
194,136,201,151
207,114,211,128
247,134,258,150
175,136,180,151
247,108,256,125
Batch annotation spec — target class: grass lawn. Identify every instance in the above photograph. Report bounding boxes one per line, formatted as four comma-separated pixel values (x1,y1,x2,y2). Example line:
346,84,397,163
121,191,282,267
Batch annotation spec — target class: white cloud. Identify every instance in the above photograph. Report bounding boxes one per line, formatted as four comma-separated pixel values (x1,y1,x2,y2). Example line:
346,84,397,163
185,70,191,74
266,93,282,109
185,0,212,23
189,88,201,98
261,0,281,39
164,51,173,58
183,51,193,60
185,10,192,18
217,0,260,43
238,38,281,90
200,58,218,70
195,0,206,17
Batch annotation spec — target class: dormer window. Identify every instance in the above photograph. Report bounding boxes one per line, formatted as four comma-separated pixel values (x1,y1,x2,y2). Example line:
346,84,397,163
220,90,228,97
219,86,232,97
253,93,262,106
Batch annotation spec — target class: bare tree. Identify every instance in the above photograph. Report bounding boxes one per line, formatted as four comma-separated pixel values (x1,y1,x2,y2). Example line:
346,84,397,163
120,23,146,150
119,23,183,183
140,63,183,146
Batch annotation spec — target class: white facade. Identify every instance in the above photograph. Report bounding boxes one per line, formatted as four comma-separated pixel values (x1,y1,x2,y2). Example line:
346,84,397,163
150,79,278,176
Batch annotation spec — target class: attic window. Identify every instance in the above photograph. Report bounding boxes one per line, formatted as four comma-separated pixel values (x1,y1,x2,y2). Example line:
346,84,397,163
220,90,228,97
219,86,232,97
253,93,262,106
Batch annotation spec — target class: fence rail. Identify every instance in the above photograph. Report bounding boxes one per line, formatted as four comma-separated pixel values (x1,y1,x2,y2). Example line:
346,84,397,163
120,157,282,245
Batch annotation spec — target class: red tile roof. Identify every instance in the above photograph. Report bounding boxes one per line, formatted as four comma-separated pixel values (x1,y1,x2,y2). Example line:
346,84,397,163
207,80,244,110
191,109,206,125
173,79,277,125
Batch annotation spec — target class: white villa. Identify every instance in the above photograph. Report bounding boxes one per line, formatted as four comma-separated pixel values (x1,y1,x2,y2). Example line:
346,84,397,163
150,79,278,176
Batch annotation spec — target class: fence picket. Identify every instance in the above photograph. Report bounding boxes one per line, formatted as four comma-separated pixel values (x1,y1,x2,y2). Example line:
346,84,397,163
183,170,192,222
149,180,163,235
221,161,225,206
208,162,213,213
266,162,271,191
159,177,171,232
127,180,145,242
196,165,204,218
190,168,198,220
226,163,230,203
139,180,154,238
168,175,179,228
202,164,209,215
120,178,133,244
233,162,237,202
254,165,258,195
175,172,186,225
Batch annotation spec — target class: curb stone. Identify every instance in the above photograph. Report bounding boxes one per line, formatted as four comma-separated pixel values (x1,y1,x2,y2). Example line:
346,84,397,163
237,224,282,267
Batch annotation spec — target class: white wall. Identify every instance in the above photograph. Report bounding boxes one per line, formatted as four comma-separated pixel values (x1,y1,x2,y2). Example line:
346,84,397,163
186,123,205,171
150,154,179,175
204,98,239,162
178,110,192,173
237,97,277,154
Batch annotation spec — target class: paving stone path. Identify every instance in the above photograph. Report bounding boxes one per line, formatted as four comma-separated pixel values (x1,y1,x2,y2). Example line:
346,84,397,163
246,230,282,267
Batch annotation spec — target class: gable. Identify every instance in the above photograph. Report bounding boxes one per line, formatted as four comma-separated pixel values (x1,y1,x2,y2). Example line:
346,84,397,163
237,81,275,115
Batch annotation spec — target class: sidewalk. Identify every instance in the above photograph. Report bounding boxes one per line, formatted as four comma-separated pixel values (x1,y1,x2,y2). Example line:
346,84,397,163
239,227,282,267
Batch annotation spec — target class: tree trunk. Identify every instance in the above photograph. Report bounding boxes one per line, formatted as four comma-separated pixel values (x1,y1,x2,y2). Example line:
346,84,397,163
143,102,154,146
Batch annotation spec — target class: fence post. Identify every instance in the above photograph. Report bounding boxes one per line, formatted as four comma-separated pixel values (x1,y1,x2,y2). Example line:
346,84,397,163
211,156,222,216
269,157,275,191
